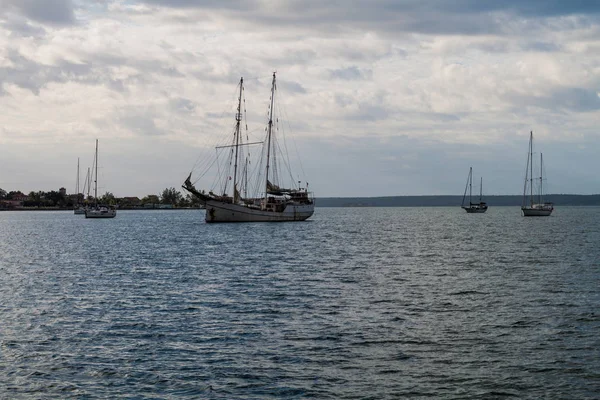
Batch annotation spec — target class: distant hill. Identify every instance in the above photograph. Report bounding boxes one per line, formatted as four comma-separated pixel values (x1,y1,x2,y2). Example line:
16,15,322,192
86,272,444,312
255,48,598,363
315,194,600,207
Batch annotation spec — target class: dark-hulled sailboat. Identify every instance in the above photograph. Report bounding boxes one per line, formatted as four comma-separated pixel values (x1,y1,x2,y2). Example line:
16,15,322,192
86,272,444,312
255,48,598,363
461,167,488,213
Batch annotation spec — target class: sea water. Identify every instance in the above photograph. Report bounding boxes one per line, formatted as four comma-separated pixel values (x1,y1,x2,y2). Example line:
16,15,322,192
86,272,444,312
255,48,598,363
0,207,598,398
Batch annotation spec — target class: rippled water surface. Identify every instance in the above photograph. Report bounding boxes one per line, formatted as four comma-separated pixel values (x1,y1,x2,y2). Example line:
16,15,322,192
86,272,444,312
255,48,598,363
1,207,599,399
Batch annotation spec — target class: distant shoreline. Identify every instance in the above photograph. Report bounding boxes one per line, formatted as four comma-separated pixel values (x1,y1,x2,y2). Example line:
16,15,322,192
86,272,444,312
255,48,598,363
3,194,600,211
315,194,600,207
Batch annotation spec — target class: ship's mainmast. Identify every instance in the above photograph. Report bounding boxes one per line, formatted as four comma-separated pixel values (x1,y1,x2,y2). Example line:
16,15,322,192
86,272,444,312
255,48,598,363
264,72,276,206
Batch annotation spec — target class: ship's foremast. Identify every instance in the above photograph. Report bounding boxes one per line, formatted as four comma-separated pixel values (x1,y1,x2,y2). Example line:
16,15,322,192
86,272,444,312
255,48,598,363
232,77,243,203
264,72,276,208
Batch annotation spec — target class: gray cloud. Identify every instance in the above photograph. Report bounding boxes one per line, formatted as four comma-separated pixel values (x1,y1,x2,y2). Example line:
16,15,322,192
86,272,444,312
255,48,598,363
330,66,373,81
554,88,600,112
278,80,306,94
335,94,353,108
138,0,600,16
521,41,562,52
135,0,600,36
350,104,389,121
0,0,75,25
0,46,188,96
0,15,47,37
0,49,72,95
0,50,122,96
169,97,196,113
510,87,600,113
140,0,260,9
119,112,164,136
448,0,600,17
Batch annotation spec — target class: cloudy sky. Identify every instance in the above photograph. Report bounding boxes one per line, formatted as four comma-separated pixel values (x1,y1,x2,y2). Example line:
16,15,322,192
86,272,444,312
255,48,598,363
1,0,599,197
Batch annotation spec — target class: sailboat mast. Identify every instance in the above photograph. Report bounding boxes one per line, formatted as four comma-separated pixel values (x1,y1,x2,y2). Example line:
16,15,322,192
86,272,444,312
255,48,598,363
232,77,243,203
86,167,91,199
244,157,248,199
522,133,530,208
529,131,534,207
264,72,276,205
540,153,543,205
461,167,470,207
94,139,98,207
480,176,483,202
76,158,80,196
469,167,473,204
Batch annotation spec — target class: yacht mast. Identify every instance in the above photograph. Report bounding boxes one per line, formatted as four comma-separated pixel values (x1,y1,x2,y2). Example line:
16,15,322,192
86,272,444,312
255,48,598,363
540,153,544,205
264,72,276,206
479,176,483,202
469,167,473,205
86,167,91,200
94,139,98,208
461,167,471,207
522,132,531,208
75,158,80,196
529,131,534,207
232,77,243,203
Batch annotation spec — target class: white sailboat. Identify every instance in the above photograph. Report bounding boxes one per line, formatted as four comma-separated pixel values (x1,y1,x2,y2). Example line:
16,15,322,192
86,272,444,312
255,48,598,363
521,131,553,217
73,157,86,214
85,139,116,219
461,167,488,213
183,73,314,222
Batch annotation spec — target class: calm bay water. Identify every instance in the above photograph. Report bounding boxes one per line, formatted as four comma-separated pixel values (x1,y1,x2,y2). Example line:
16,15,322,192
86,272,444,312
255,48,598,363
1,207,599,399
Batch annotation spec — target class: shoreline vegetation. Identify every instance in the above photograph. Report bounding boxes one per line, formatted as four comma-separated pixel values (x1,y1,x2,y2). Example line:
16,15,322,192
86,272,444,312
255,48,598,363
0,187,202,211
2,194,600,211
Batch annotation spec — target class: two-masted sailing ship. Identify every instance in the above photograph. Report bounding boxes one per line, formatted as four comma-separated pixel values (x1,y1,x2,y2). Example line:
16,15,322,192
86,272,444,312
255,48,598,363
183,73,314,222
461,167,488,213
521,131,553,217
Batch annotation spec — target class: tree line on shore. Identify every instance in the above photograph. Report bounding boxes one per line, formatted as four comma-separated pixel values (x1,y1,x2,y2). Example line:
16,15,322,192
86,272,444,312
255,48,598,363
4,188,600,209
0,187,202,208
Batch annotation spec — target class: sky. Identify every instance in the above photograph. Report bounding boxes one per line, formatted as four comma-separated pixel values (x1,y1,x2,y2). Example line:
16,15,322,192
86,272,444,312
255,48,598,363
0,0,599,197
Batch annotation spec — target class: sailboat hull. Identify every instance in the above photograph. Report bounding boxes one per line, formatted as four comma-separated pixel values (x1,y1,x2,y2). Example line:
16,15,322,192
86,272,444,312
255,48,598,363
462,206,487,213
85,208,117,218
204,200,314,223
521,207,553,217
74,208,86,215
